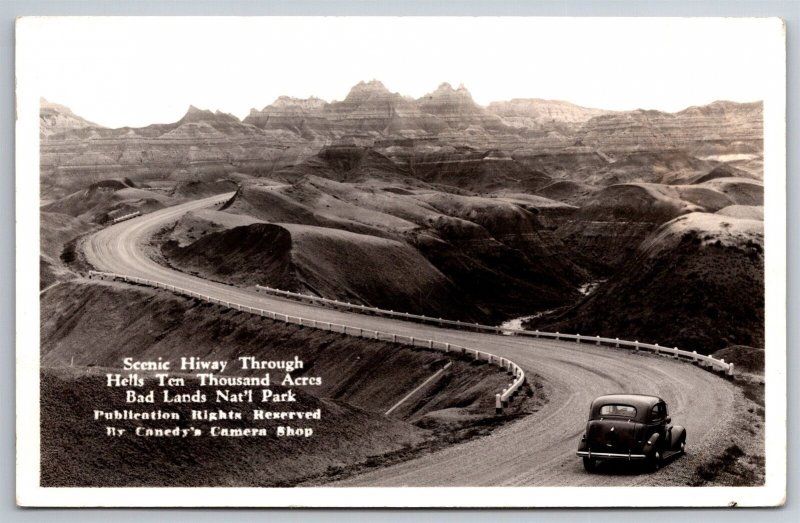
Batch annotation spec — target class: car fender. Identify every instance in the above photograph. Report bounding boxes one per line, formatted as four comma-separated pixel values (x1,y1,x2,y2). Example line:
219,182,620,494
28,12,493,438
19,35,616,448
642,432,661,456
670,425,686,449
578,433,588,452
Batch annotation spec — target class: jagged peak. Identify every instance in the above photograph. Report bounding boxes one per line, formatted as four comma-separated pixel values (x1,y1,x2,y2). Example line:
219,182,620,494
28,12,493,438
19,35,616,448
179,105,240,124
422,82,476,104
344,79,393,100
185,104,207,115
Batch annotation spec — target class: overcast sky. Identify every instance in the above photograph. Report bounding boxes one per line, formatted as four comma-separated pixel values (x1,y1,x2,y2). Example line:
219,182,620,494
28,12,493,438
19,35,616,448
21,17,782,128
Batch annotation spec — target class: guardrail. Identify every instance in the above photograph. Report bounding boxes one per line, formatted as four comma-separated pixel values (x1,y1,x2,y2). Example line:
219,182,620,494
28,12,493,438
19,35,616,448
254,284,734,377
87,271,526,413
111,211,141,224
107,196,229,226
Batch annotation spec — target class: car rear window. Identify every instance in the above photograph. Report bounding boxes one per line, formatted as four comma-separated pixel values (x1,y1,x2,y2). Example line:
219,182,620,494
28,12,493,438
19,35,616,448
599,404,637,417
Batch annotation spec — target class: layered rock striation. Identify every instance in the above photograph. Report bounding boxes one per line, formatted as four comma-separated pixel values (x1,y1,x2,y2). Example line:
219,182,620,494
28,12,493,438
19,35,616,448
41,82,764,198
576,101,763,154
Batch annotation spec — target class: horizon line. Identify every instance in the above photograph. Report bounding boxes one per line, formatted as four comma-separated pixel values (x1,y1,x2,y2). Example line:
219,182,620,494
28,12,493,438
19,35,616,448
40,89,765,131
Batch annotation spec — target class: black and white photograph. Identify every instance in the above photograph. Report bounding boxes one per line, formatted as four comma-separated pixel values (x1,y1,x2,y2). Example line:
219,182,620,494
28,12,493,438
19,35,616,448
15,16,786,507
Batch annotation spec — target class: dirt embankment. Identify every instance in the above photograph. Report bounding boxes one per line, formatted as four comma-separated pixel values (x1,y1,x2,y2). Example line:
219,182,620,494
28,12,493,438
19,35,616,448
41,368,427,487
40,210,96,289
161,178,587,323
169,179,239,199
550,178,763,275
161,219,487,322
40,281,532,486
42,181,175,224
533,214,764,355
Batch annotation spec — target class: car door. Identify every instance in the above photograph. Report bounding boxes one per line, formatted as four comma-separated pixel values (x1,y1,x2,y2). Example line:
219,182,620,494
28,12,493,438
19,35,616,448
649,402,668,448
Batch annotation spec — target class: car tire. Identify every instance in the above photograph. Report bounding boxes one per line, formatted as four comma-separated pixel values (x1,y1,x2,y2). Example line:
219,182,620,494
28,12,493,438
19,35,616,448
649,451,662,472
582,457,596,472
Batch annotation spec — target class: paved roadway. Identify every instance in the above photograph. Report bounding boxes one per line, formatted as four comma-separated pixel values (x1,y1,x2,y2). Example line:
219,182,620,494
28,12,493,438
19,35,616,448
83,193,738,486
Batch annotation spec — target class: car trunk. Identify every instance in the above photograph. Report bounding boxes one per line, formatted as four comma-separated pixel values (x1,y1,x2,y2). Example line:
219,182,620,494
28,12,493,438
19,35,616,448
586,419,642,454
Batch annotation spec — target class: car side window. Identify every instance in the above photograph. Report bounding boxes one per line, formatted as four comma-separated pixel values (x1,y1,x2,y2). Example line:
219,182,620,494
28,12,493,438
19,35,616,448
650,404,664,422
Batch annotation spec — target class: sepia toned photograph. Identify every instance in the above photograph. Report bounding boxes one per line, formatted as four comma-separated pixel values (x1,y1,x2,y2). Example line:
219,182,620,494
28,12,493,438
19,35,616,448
16,16,786,507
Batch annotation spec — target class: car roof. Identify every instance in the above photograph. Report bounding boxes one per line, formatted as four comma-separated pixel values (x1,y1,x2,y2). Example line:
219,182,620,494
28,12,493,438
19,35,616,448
591,394,663,410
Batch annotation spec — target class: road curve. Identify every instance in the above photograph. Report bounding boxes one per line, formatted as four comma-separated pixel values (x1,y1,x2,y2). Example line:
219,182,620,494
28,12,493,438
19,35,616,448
83,194,738,487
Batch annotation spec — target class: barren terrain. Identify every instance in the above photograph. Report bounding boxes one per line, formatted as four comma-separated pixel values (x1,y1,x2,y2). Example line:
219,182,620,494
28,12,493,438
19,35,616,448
40,87,766,487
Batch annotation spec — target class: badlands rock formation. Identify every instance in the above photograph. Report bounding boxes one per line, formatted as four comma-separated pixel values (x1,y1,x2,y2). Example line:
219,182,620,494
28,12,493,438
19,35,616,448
41,82,763,199
538,212,765,354
40,98,98,137
42,82,765,351
40,105,310,199
487,98,611,130
205,160,584,322
576,101,763,155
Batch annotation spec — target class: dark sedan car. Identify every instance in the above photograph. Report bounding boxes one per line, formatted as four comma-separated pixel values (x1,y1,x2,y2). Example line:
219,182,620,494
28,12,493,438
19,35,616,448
577,394,686,472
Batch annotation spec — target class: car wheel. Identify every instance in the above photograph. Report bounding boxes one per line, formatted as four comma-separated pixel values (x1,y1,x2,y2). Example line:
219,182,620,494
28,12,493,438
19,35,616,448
582,457,596,472
649,451,662,472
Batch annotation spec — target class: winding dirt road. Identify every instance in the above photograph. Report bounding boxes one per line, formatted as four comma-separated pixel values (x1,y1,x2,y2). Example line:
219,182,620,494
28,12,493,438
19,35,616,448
83,194,740,487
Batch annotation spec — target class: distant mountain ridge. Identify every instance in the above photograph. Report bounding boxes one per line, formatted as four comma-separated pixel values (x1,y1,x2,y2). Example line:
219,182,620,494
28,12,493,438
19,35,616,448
40,98,99,136
41,80,762,140
39,80,763,196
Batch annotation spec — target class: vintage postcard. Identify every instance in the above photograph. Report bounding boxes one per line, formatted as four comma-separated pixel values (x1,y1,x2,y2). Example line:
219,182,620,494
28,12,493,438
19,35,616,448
16,17,786,507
